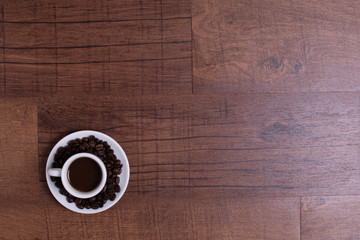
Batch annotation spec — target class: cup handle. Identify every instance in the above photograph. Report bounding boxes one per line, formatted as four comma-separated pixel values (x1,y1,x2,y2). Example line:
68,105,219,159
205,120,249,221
48,168,62,177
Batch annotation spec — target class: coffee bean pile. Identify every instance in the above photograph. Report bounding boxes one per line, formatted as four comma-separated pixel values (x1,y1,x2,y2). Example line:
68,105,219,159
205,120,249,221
51,135,122,210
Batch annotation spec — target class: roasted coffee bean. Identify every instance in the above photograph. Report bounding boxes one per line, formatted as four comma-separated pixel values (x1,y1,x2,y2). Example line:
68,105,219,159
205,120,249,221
54,152,60,160
102,199,107,204
95,144,104,151
110,194,116,201
68,140,75,145
86,150,92,153
112,168,120,175
89,141,96,148
79,145,85,151
104,193,110,200
52,162,60,168
96,195,102,201
83,142,91,150
106,179,113,185
89,135,95,141
58,158,64,165
55,181,63,188
95,139,100,144
105,148,114,154
57,146,65,153
97,150,105,156
50,176,56,182
60,188,66,195
105,162,111,168
76,203,84,209
102,185,107,192
85,204,91,209
103,141,109,148
89,197,96,202
115,177,120,184
82,137,89,142
67,196,75,203
107,169,112,176
99,203,104,208
91,203,99,209
115,185,120,192
108,188,115,195
107,184,115,189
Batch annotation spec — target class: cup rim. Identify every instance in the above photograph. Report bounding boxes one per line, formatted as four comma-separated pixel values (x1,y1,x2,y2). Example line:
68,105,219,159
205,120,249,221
61,152,107,199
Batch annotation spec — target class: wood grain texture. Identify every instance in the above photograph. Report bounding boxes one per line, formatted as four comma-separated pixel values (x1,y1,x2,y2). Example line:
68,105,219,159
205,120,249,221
192,0,360,93
0,202,47,240
0,5,4,95
38,182,299,240
301,196,360,240
2,0,360,238
4,0,190,22
0,98,38,201
1,0,191,96
38,93,359,198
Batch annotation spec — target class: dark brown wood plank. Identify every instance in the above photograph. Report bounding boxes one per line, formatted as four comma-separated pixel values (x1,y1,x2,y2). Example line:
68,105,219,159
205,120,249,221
301,196,360,239
5,23,56,48
1,1,191,97
39,93,359,198
5,64,58,96
190,146,360,198
0,63,3,95
39,183,299,240
3,0,55,22
0,4,5,95
53,19,190,48
192,0,360,93
4,42,189,64
4,0,190,22
4,58,191,96
0,99,38,201
0,202,47,239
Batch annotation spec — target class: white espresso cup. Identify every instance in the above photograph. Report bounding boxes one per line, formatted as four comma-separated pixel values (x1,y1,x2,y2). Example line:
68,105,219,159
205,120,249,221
48,153,107,199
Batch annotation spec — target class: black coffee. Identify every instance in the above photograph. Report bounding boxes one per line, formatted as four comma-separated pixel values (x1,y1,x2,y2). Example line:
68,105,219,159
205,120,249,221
67,157,102,192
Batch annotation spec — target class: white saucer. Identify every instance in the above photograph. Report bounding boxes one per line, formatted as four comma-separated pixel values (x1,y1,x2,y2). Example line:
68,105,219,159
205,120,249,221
45,130,130,214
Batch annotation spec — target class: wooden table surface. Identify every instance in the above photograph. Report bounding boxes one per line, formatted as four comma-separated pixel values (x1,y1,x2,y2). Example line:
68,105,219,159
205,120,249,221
1,0,360,239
